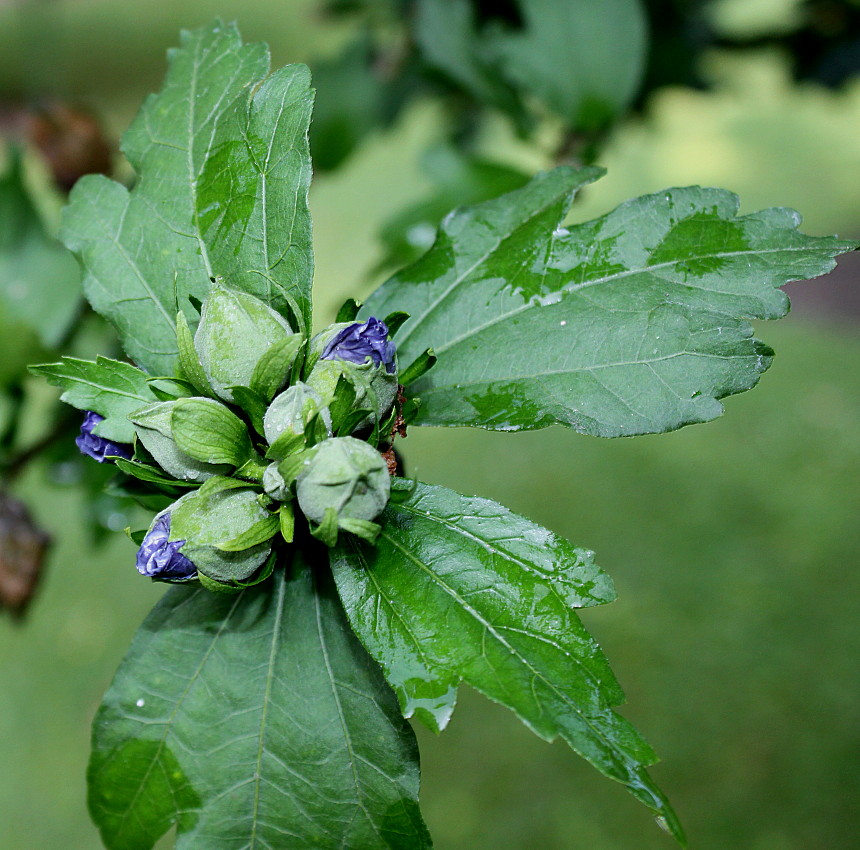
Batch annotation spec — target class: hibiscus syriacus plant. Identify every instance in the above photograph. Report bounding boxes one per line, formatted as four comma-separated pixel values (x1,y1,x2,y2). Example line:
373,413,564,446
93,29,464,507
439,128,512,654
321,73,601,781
30,22,855,850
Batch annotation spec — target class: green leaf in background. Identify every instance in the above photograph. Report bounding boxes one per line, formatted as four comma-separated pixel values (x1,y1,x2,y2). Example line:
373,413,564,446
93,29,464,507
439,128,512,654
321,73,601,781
414,0,522,120
30,356,156,443
0,152,81,348
364,167,855,436
61,21,314,376
331,481,683,843
489,0,648,129
376,144,530,272
88,556,431,850
309,35,383,172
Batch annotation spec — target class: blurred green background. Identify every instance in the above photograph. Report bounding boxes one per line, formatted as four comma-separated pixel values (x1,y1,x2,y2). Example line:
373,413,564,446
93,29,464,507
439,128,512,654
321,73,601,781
1,0,859,848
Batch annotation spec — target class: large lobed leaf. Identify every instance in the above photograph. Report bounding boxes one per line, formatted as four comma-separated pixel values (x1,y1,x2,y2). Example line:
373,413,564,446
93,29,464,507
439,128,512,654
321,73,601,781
331,481,685,843
364,167,855,436
88,555,431,850
61,21,314,377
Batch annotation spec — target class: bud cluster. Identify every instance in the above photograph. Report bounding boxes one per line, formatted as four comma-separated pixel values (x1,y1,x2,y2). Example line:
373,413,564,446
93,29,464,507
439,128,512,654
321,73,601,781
74,284,403,592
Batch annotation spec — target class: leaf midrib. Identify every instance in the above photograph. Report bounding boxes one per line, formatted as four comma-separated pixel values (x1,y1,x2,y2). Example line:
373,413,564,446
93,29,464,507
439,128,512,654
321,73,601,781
427,243,818,359
377,529,624,752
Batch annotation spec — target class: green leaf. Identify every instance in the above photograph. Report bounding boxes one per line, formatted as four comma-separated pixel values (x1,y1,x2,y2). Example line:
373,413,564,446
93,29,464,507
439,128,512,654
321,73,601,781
30,356,156,442
414,0,521,118
364,167,856,436
60,21,314,376
0,153,81,347
331,481,684,844
488,0,648,129
88,557,432,849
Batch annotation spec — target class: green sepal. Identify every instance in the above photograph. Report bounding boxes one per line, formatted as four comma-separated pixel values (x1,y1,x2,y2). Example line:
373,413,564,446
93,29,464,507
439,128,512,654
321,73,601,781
311,507,339,547
401,397,421,426
228,386,268,436
195,284,294,403
196,572,243,595
234,454,269,483
147,377,195,402
338,516,381,542
276,446,320,487
382,311,410,337
266,429,306,463
171,398,253,467
335,297,362,323
214,513,280,552
124,527,147,545
263,382,330,448
278,503,295,543
337,408,374,437
114,457,197,489
399,348,437,387
129,401,232,483
167,477,274,582
249,334,303,402
175,312,213,398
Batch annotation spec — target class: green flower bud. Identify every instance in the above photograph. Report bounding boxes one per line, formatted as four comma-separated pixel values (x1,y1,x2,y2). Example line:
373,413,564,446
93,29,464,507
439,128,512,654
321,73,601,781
129,401,233,483
262,462,291,501
167,477,279,587
194,284,297,402
296,437,390,527
263,382,330,446
306,321,398,431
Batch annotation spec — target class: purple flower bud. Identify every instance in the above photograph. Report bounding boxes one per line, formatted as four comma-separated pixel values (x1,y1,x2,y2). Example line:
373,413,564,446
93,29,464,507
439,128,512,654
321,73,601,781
135,513,197,579
75,411,133,463
321,317,396,374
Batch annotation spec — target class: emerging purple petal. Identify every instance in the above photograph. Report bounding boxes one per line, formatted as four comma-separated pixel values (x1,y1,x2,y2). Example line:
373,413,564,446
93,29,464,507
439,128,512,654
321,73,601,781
321,318,397,374
135,513,196,579
75,411,133,463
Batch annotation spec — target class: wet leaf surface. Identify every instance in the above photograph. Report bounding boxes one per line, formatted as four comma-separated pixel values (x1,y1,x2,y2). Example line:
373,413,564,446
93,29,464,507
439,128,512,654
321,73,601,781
331,480,685,843
364,168,854,435
89,552,431,850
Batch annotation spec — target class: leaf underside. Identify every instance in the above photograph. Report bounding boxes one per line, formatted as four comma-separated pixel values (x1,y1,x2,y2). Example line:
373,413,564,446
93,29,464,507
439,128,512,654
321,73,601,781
88,554,431,850
362,167,855,436
30,356,156,443
60,21,314,376
331,481,685,844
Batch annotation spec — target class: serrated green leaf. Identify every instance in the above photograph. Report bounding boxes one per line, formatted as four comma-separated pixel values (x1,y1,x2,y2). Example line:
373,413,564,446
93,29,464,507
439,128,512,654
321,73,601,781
364,167,856,436
0,153,81,348
60,21,314,375
88,557,432,849
488,0,647,129
30,356,156,442
331,481,685,844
